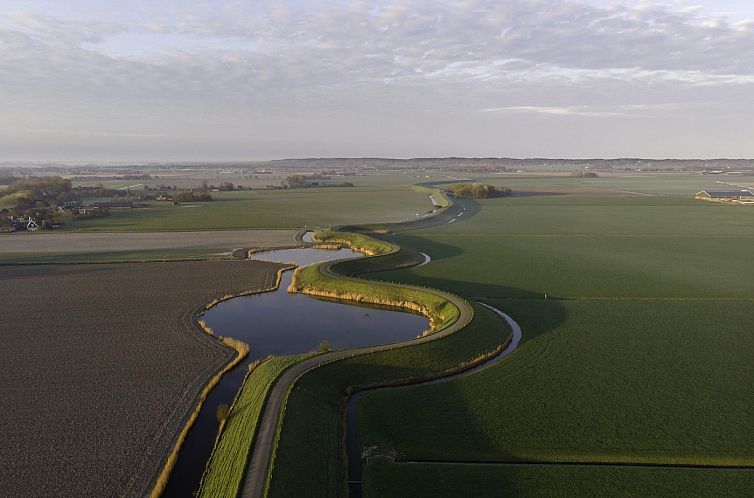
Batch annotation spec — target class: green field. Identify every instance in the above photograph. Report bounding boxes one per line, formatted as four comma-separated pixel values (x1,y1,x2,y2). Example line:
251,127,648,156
370,196,754,299
62,186,432,231
365,460,754,498
453,172,752,196
360,299,754,465
353,189,754,495
199,354,313,498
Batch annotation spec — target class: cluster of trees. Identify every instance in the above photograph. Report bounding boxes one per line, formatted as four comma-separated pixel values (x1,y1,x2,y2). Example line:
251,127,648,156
571,171,599,178
172,190,213,202
200,180,237,191
0,176,72,210
64,184,127,200
0,177,130,230
451,183,512,199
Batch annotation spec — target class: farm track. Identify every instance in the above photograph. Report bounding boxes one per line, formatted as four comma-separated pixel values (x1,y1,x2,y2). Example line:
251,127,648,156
0,229,298,254
0,260,285,498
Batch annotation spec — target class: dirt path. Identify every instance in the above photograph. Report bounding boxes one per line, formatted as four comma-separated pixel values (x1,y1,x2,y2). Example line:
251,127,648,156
0,229,298,254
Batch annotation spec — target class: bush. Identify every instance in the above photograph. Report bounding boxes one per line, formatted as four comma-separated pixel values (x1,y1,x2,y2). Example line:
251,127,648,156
451,183,511,199
216,404,230,424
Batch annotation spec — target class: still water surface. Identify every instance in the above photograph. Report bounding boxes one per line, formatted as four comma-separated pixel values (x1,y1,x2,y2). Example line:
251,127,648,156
161,243,428,497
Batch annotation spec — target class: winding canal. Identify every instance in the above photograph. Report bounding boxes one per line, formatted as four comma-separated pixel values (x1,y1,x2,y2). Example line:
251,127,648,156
162,237,429,497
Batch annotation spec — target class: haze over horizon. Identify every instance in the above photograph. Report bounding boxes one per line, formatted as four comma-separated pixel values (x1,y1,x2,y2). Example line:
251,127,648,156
2,0,754,162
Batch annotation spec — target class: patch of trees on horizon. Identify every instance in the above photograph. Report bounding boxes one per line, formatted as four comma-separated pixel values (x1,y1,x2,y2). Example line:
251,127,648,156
172,190,213,202
284,174,354,188
450,183,512,199
571,171,599,178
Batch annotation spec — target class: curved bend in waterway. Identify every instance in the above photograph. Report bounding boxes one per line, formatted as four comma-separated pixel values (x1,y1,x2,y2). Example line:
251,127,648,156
161,243,429,497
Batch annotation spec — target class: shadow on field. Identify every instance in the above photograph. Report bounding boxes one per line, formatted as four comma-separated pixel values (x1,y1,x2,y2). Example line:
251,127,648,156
407,275,566,344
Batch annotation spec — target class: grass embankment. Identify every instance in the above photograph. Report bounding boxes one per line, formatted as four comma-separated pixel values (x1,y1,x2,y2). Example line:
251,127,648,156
366,460,754,498
311,229,393,256
267,302,510,497
411,185,450,208
288,262,458,333
198,354,314,498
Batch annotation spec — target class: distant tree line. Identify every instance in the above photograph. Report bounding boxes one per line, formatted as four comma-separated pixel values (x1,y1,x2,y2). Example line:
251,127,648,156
172,190,213,202
284,174,353,188
0,176,72,210
450,183,512,199
571,171,599,178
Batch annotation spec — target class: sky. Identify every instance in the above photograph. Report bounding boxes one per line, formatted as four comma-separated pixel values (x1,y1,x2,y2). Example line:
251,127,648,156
1,0,754,161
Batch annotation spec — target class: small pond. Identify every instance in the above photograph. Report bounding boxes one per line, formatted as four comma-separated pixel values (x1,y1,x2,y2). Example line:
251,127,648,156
161,239,429,497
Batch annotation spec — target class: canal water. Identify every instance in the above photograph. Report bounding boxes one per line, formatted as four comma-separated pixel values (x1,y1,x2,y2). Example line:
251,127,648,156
161,241,429,497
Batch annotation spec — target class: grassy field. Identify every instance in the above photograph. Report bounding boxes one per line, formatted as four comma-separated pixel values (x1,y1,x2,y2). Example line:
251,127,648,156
267,302,510,497
0,260,284,498
369,196,754,299
453,172,753,196
198,354,314,498
365,460,754,498
360,299,754,465
354,189,754,495
62,186,431,231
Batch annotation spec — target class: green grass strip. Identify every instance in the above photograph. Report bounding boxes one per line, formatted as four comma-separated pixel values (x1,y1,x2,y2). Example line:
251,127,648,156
289,263,459,332
311,229,393,255
411,185,450,208
197,354,314,498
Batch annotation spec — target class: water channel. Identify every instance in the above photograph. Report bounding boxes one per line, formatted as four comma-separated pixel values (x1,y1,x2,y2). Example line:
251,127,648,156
162,236,429,497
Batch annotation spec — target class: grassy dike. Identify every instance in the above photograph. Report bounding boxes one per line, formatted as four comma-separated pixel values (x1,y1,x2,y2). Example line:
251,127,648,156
310,228,393,255
288,262,458,333
197,354,315,498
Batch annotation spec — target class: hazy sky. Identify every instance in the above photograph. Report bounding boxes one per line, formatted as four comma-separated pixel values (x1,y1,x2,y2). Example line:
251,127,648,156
2,0,754,161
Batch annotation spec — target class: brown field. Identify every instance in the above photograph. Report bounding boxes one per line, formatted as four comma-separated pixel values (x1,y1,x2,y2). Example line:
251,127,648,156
0,260,285,497
0,229,298,254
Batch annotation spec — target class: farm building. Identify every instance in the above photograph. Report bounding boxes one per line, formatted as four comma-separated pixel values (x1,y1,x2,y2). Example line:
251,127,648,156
695,190,754,203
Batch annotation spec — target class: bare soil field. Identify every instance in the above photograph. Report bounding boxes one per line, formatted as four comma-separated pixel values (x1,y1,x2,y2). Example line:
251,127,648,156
0,229,298,254
0,260,285,498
